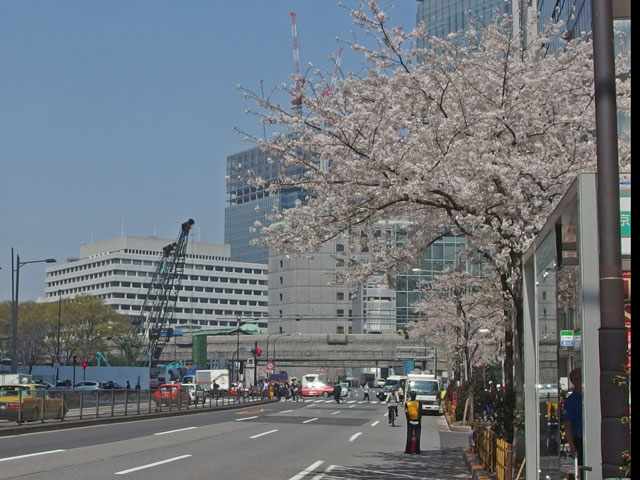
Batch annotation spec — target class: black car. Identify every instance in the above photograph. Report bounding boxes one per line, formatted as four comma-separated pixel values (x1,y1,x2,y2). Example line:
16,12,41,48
99,380,122,390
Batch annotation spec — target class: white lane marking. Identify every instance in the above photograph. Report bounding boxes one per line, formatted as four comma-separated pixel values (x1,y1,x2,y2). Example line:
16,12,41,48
311,463,336,480
331,411,340,415
348,432,362,442
0,450,65,463
303,417,318,424
281,409,293,413
371,420,380,426
154,426,197,435
250,429,278,439
236,415,258,421
347,400,356,404
289,460,325,480
115,454,192,475
349,404,356,409
371,401,378,404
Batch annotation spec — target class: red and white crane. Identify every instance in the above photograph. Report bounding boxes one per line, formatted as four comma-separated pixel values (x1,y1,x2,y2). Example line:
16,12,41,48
322,46,343,97
289,11,305,111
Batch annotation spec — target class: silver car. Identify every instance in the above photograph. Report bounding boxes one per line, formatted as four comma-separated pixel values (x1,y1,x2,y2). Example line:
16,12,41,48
182,383,205,403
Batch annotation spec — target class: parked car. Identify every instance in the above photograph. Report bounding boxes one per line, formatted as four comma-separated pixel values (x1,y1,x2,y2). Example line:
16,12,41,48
0,384,67,422
74,381,101,391
153,383,189,408
99,380,122,390
34,380,55,390
182,383,205,403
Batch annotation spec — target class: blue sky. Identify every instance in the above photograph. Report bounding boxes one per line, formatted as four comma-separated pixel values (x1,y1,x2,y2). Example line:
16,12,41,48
0,1,417,300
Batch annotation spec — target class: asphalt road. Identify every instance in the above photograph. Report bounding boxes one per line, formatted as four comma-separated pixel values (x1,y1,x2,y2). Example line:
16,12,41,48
0,395,470,479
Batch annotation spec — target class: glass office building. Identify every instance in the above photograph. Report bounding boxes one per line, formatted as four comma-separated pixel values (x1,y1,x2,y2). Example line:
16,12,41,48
225,146,307,264
395,234,468,329
416,0,512,42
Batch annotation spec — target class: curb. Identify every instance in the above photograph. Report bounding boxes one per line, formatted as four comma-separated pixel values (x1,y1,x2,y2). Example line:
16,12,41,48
444,411,473,432
462,446,496,480
0,398,277,437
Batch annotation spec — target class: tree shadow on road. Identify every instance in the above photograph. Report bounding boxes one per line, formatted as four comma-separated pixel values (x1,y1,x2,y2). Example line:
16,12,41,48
322,447,471,479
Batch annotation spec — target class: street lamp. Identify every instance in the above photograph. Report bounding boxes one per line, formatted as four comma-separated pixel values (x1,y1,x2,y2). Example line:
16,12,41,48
235,317,246,383
272,332,301,368
10,248,56,373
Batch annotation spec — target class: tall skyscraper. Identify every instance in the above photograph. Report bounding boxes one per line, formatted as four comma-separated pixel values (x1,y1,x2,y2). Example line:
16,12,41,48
225,145,307,264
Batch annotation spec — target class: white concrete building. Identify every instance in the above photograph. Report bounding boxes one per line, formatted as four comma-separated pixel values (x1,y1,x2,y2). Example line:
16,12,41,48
44,236,268,332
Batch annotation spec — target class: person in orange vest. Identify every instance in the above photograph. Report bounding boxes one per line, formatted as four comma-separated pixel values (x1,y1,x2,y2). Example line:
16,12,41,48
404,391,422,454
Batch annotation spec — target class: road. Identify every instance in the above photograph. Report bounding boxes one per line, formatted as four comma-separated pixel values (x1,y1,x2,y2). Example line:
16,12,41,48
0,393,470,479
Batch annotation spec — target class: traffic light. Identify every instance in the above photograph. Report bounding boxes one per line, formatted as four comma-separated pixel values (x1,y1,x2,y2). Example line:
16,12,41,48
81,361,87,370
251,347,262,356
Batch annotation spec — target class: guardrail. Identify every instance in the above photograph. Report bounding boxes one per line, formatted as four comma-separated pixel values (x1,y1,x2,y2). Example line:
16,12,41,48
0,389,268,429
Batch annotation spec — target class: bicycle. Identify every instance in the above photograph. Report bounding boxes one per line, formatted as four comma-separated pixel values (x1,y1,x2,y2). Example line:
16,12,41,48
388,404,397,427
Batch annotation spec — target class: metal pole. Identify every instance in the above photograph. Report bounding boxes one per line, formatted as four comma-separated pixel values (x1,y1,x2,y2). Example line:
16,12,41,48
56,292,62,364
10,249,17,374
591,0,629,475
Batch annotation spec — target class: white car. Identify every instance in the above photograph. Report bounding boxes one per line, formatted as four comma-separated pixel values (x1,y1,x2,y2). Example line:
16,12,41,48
74,381,101,390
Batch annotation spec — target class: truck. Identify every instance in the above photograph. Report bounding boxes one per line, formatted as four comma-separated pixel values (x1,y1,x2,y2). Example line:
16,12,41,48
0,374,32,385
406,371,442,414
194,369,229,394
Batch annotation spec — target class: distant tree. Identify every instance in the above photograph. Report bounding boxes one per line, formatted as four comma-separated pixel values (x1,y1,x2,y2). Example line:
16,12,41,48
239,1,630,440
0,296,131,368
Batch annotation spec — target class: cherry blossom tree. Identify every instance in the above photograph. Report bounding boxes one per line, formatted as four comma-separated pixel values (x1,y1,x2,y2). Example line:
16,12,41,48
408,268,506,422
240,1,631,440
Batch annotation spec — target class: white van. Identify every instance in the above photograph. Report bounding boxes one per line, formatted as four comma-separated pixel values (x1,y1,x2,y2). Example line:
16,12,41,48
406,372,442,414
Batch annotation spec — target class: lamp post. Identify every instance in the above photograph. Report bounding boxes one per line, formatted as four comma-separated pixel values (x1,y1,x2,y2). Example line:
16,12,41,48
56,291,62,364
235,317,245,383
272,332,301,370
10,248,56,374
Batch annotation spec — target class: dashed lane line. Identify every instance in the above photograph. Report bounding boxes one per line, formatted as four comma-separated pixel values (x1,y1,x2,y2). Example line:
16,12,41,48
115,454,191,475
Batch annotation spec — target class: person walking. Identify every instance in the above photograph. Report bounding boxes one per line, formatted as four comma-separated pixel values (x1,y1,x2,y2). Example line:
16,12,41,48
333,382,342,403
404,391,422,453
362,383,371,402
398,384,405,404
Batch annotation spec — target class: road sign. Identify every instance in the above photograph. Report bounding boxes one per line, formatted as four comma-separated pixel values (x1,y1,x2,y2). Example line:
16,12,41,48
266,361,274,371
319,367,326,373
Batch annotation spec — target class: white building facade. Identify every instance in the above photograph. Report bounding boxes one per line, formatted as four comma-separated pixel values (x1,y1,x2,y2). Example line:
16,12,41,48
44,236,269,332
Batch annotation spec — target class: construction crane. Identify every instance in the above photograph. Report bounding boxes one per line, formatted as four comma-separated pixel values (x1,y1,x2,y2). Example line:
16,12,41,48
127,219,194,366
322,47,343,97
289,11,305,113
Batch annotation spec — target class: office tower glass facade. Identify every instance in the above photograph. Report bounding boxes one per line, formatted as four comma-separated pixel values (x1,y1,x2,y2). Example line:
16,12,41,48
225,146,307,264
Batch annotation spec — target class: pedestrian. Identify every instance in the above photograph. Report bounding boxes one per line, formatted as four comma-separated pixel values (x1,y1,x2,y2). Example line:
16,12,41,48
126,380,131,389
404,391,422,454
333,382,342,403
362,383,370,402
398,385,405,404
561,368,583,472
135,381,141,390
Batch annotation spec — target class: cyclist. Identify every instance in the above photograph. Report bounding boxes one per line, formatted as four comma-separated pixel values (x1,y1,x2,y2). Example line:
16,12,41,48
386,387,400,424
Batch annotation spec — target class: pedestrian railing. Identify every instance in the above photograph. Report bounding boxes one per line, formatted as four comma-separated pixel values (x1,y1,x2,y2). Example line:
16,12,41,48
0,389,270,429
473,422,513,480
